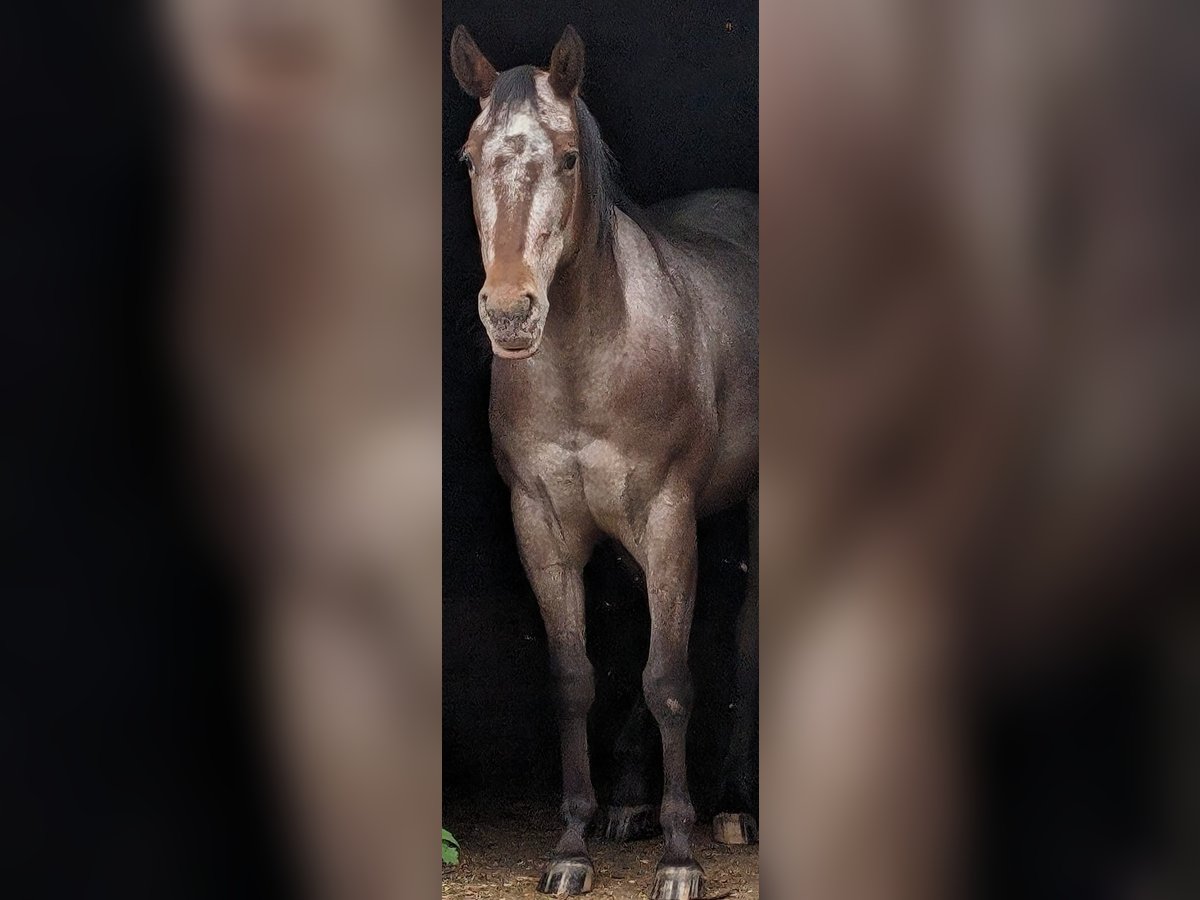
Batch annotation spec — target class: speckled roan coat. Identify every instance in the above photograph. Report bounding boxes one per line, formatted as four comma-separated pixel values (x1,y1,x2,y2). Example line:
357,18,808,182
452,25,758,900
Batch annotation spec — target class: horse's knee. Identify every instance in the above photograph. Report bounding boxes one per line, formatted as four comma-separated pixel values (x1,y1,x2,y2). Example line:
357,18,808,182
553,657,595,718
642,659,693,725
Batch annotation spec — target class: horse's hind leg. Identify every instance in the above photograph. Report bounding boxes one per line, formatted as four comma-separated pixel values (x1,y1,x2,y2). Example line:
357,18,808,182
715,490,759,845
604,690,662,842
641,489,705,900
512,492,598,896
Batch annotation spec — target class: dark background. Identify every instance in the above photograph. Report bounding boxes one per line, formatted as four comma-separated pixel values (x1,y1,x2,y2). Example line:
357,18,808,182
439,0,760,812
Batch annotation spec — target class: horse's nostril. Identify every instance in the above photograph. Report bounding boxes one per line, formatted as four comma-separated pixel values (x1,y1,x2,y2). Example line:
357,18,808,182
523,293,535,305
480,292,489,303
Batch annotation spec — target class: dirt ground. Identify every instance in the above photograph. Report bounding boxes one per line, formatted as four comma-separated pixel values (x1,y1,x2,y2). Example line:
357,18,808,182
442,799,758,899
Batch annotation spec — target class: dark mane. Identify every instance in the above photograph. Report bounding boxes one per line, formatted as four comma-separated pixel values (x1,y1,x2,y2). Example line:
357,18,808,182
489,64,540,112
574,97,650,250
487,65,652,253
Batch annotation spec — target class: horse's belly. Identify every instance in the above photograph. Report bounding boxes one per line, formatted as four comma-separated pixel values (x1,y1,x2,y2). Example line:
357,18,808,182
699,437,757,516
700,390,759,516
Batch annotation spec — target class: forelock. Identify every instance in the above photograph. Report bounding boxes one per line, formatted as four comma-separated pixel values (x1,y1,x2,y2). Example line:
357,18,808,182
489,65,539,114
474,65,574,140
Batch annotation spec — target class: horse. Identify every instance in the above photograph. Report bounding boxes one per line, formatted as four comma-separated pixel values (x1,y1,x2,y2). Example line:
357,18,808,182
450,24,758,899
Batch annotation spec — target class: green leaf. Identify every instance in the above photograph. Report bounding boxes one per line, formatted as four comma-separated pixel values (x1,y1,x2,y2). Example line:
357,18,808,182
442,828,461,866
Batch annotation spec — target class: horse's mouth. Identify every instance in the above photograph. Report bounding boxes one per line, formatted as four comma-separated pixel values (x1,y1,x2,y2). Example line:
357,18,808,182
492,341,540,360
494,345,537,360
490,326,543,360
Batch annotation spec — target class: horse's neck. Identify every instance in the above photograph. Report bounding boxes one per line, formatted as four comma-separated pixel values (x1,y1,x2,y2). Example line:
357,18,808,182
543,209,665,362
544,227,628,356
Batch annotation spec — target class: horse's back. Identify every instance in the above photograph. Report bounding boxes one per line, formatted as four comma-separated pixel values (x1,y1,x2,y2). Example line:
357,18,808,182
646,188,758,321
648,188,758,260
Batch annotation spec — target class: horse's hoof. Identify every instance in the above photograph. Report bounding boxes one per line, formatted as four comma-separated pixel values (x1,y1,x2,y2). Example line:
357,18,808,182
650,863,704,900
712,812,758,845
603,804,660,842
537,858,594,895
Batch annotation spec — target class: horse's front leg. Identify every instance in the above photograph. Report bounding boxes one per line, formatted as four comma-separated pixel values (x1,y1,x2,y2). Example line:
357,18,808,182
641,489,704,900
512,490,598,896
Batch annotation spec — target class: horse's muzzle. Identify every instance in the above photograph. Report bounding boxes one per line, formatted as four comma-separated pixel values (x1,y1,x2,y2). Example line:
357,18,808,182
483,306,543,359
488,309,535,343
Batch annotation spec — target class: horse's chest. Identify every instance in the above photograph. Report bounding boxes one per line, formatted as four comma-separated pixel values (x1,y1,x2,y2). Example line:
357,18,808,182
521,437,648,545
576,439,646,534
493,354,689,545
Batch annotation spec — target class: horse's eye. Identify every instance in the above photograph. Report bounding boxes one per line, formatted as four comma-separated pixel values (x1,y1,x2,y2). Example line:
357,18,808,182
460,151,474,175
561,150,578,172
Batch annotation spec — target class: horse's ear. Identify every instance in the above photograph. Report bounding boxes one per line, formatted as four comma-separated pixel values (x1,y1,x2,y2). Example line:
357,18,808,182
548,25,585,98
450,25,497,99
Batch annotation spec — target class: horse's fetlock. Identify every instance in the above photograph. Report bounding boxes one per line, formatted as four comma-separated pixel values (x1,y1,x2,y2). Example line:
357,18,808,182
561,794,598,826
659,795,696,831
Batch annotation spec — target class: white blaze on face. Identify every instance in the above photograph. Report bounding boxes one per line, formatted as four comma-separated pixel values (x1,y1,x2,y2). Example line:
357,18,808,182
523,148,565,292
469,72,575,296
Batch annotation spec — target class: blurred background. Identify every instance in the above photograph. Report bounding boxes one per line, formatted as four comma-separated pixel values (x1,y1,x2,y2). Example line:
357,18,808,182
3,1,1197,899
3,4,293,898
759,1,1198,897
